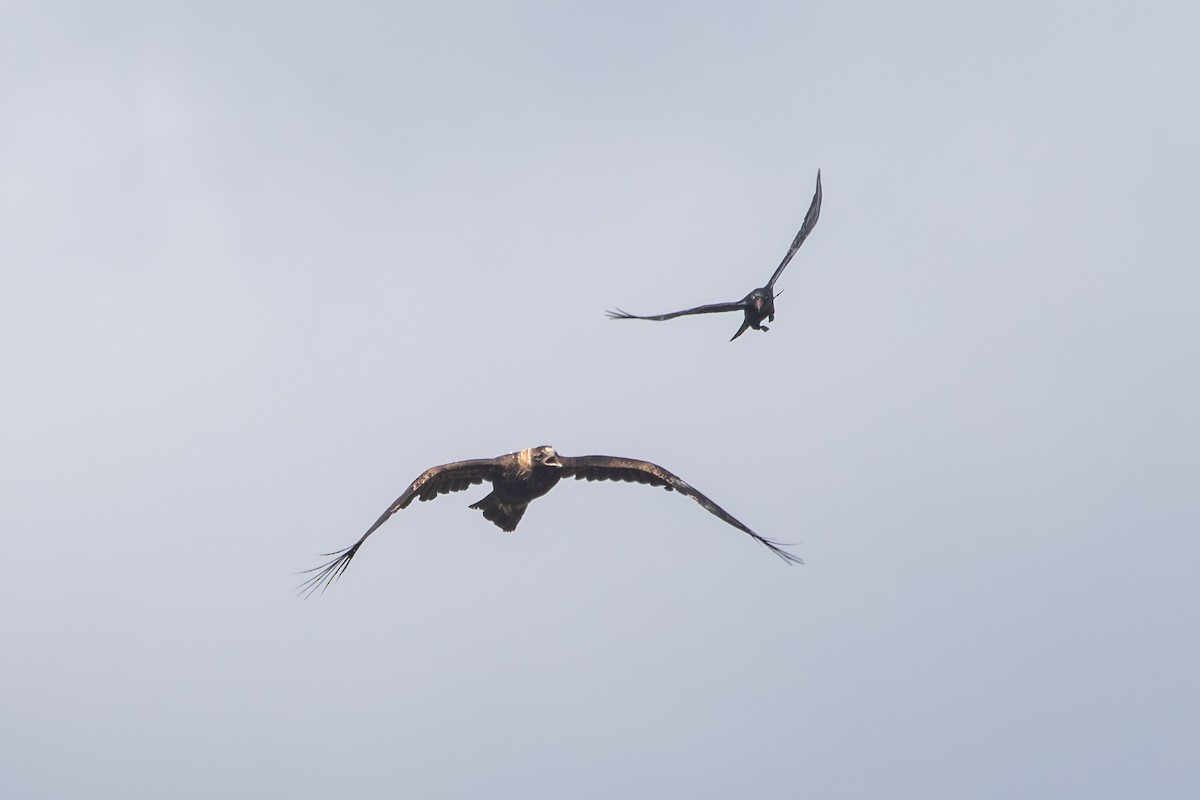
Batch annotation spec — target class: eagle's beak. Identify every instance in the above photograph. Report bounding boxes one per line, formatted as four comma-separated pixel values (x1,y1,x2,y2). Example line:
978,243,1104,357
542,455,562,468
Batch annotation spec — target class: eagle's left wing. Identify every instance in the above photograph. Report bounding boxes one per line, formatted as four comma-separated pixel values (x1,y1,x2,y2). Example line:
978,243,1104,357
558,454,801,564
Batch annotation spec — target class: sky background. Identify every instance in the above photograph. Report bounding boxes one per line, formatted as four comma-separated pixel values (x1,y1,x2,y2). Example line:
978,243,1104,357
3,1,1198,797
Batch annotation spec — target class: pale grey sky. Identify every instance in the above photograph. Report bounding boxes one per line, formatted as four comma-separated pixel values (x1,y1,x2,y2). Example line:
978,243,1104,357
3,1,1198,797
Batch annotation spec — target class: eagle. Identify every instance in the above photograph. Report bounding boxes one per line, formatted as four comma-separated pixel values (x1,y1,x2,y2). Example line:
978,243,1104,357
299,445,799,596
607,170,822,340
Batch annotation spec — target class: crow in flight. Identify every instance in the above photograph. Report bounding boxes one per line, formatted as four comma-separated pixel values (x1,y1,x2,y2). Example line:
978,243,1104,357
299,445,799,596
608,170,822,340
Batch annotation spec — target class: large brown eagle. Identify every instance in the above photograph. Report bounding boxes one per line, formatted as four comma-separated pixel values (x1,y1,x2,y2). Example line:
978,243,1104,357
607,170,822,340
300,445,799,595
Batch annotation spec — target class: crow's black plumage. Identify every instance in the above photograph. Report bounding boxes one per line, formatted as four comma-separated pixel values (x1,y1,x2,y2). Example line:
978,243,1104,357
608,170,823,340
299,445,799,596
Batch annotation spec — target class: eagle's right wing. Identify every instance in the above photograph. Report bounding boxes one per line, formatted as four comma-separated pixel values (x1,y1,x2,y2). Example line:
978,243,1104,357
298,456,508,597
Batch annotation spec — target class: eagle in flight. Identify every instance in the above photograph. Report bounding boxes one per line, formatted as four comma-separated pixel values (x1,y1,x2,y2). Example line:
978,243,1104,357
300,446,799,596
607,170,822,340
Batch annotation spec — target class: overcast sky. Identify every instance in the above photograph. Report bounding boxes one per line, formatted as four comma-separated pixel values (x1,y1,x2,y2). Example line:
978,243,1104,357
3,1,1198,797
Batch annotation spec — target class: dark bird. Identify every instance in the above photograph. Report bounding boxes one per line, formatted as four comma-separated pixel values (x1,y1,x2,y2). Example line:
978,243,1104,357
607,170,823,340
299,445,799,596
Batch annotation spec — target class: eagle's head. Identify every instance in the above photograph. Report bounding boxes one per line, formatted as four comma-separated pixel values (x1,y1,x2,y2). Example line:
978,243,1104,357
536,445,562,468
517,445,562,473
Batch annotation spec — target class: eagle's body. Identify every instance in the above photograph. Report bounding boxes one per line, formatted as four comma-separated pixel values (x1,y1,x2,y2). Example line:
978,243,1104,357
466,447,563,532
300,445,799,595
607,170,822,340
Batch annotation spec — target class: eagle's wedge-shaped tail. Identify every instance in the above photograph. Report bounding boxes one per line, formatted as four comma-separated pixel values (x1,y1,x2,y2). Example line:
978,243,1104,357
469,492,529,532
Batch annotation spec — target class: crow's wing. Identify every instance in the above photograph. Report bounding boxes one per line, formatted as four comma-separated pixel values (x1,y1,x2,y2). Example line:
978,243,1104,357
766,170,823,290
606,300,746,322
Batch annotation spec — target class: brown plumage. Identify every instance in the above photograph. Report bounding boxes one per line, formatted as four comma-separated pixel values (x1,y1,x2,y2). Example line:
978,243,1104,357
299,445,799,596
607,170,823,340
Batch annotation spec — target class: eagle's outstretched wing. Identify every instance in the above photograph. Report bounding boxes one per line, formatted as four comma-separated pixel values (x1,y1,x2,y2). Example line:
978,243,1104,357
766,170,823,291
606,300,746,322
557,454,802,564
298,457,508,597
